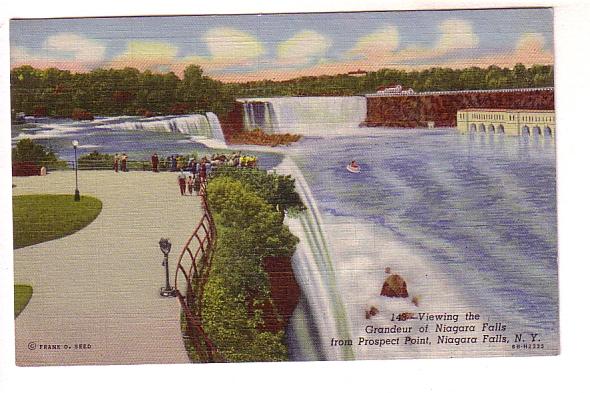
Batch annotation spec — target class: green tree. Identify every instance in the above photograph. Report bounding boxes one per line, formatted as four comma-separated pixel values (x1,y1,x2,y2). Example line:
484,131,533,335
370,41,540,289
12,139,58,165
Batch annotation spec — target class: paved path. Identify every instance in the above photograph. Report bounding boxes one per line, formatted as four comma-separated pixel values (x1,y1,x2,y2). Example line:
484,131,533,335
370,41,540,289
13,170,201,365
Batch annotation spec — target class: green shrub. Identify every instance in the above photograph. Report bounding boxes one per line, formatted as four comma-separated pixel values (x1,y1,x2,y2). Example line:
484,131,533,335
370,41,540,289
78,150,113,170
199,174,301,362
12,138,59,165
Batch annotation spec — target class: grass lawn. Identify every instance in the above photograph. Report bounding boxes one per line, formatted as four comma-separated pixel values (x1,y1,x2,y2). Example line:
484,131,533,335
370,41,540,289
14,284,33,318
13,194,103,249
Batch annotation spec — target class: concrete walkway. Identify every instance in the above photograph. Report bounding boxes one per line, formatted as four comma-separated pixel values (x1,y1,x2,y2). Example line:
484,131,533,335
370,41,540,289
13,170,201,365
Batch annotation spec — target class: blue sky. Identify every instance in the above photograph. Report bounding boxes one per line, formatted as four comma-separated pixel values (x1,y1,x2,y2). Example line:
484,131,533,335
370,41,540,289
10,8,554,81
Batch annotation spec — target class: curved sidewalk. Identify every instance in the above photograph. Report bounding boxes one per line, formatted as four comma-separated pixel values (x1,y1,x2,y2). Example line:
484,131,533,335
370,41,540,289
13,170,200,366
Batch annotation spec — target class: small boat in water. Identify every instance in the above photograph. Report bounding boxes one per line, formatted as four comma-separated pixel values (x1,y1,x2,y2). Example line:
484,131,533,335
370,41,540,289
347,161,361,173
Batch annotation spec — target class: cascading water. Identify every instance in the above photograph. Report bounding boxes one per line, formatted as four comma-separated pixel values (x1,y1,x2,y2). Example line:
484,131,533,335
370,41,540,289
276,157,354,361
105,113,226,144
241,96,366,136
205,112,227,147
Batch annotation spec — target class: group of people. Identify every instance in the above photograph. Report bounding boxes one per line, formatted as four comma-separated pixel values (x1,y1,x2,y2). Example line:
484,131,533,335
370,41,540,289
150,154,195,172
111,151,258,176
212,152,257,168
173,152,258,196
176,156,210,196
113,153,129,172
177,171,201,196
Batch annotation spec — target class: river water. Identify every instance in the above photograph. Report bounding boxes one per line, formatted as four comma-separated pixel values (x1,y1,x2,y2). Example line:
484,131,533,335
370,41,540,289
13,97,559,360
255,97,558,360
11,113,228,162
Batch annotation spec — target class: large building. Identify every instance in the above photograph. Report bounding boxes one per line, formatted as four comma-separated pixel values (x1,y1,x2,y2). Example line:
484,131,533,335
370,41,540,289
456,109,555,136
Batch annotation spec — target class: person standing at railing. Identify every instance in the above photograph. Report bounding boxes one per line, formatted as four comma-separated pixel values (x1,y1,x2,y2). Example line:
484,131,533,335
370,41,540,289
198,158,207,190
113,153,119,173
171,155,177,172
121,153,128,172
151,152,159,172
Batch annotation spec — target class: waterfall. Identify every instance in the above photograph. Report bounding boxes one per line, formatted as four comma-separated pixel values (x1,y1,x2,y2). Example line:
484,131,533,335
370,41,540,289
241,101,278,133
205,112,227,147
263,102,275,133
105,113,226,144
276,157,354,361
241,97,366,136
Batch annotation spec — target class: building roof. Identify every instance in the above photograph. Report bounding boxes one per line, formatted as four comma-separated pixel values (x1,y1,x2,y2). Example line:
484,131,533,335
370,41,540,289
458,108,554,113
367,87,554,97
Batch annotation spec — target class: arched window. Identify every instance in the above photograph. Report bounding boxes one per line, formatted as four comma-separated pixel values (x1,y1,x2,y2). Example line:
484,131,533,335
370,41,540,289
544,126,553,137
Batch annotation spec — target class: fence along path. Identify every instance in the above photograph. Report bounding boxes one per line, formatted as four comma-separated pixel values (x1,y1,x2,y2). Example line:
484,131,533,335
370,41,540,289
174,180,223,362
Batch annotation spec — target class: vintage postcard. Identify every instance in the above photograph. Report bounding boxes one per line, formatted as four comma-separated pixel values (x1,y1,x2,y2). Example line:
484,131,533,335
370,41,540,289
10,8,557,365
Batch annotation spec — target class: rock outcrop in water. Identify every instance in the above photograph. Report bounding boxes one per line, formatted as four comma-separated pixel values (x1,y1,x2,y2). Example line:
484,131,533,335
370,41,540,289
380,274,409,298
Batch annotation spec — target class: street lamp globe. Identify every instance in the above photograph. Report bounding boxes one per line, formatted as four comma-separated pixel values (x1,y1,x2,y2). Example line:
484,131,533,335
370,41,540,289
72,140,79,148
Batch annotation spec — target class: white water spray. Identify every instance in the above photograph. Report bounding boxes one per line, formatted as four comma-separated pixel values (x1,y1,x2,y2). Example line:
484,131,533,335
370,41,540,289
104,113,227,144
241,96,366,136
276,157,354,361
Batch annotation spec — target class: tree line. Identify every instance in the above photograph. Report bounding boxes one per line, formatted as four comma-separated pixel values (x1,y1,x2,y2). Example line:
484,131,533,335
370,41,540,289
227,64,553,97
10,65,235,119
11,63,553,119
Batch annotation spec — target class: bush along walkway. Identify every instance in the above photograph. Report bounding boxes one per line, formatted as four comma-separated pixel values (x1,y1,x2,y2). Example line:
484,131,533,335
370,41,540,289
175,181,223,362
178,167,305,362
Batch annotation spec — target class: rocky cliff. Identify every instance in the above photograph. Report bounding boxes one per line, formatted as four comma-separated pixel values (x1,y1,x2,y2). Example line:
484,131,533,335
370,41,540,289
365,89,554,128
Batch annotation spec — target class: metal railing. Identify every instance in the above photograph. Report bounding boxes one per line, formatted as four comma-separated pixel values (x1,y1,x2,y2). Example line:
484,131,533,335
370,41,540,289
173,180,222,362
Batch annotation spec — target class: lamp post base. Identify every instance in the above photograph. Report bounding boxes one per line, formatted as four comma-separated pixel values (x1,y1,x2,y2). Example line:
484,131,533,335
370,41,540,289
74,189,80,201
160,287,177,297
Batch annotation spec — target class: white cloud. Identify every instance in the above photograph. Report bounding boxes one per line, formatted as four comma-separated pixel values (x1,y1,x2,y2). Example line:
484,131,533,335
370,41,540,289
276,30,331,65
348,25,400,57
203,27,265,62
121,41,178,59
108,41,180,72
515,32,546,53
436,19,479,52
44,33,106,63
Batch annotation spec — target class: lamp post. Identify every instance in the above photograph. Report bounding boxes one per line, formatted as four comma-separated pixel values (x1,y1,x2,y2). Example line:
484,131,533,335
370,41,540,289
159,238,176,297
72,140,80,201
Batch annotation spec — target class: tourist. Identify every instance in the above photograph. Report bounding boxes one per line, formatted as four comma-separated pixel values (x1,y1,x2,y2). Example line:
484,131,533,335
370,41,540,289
178,169,187,196
194,172,201,195
151,153,159,172
205,159,212,177
113,153,119,173
171,155,177,172
121,153,128,172
177,155,186,170
187,175,194,195
189,158,197,176
199,158,207,186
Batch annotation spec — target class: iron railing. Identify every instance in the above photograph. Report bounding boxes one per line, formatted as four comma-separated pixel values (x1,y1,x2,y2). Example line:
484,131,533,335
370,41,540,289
174,180,222,362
